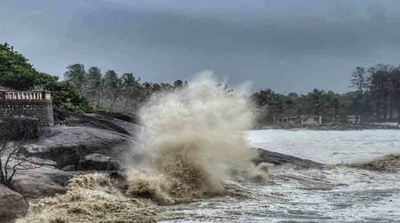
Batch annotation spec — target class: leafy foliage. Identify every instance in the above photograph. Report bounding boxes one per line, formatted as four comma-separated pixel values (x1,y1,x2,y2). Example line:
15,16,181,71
0,43,57,90
0,43,90,112
3,42,400,124
45,81,92,112
251,88,347,124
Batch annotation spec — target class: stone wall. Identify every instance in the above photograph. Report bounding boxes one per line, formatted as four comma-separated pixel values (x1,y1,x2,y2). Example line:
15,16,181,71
0,117,40,140
0,101,54,126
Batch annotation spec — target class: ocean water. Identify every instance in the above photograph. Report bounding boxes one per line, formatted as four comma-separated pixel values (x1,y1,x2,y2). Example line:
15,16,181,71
159,130,400,223
248,129,400,164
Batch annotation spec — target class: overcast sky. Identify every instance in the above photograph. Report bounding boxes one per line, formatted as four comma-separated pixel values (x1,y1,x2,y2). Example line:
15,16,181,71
1,0,400,93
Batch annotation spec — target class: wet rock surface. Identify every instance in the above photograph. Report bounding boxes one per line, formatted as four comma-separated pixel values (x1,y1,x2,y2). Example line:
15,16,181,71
22,126,132,169
1,112,140,222
53,110,140,136
12,166,76,199
78,153,121,171
0,184,29,222
252,148,325,169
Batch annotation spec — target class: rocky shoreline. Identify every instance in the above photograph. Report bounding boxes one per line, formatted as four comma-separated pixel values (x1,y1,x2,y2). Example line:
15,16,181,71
1,113,399,222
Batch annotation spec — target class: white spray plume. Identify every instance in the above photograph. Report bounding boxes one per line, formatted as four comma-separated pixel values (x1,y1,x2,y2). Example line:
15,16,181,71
131,71,257,199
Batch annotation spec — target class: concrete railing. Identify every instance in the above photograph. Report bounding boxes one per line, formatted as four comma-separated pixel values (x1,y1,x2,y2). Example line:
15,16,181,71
0,91,51,101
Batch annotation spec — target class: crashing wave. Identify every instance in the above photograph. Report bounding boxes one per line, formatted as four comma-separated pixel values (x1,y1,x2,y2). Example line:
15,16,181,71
17,73,269,222
17,174,157,223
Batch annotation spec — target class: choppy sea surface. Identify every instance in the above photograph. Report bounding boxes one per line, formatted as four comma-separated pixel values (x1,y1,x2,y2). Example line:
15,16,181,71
159,130,400,223
248,129,400,164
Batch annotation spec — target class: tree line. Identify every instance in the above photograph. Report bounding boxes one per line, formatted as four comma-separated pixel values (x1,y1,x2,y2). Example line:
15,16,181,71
251,64,400,125
1,42,400,125
0,43,186,113
351,65,400,121
63,64,187,114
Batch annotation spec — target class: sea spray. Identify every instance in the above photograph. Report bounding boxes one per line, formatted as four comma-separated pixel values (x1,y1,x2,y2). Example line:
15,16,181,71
16,73,267,222
126,72,262,202
17,174,157,223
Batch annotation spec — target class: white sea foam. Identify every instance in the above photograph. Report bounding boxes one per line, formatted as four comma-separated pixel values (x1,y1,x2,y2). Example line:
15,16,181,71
129,72,259,200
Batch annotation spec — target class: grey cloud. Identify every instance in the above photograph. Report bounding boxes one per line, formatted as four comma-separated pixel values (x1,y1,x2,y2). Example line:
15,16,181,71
1,0,400,92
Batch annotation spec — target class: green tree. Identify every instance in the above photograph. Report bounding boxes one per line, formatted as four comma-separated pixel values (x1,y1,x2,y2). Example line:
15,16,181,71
103,70,122,111
351,66,368,93
46,81,91,112
0,43,57,90
86,67,103,108
64,64,86,95
120,73,143,112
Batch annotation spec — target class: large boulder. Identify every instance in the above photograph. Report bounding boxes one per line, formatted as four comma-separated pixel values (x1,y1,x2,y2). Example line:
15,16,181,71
54,110,140,136
22,126,133,169
77,153,121,171
0,184,28,221
12,166,76,199
252,148,325,169
81,112,141,136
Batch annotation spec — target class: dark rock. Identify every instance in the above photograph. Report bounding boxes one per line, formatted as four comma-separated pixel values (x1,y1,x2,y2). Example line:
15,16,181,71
252,148,325,169
78,153,121,171
22,126,133,168
27,157,57,167
95,111,138,123
62,165,76,171
12,166,76,199
108,171,127,181
0,184,29,221
0,117,40,140
54,109,140,136
349,154,400,172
